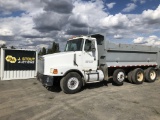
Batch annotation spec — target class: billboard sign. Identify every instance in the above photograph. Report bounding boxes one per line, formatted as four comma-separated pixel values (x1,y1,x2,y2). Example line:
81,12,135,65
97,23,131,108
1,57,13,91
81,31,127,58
4,50,36,70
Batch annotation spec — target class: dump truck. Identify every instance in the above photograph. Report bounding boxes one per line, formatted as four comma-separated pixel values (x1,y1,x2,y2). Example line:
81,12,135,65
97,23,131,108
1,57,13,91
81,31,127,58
37,34,159,94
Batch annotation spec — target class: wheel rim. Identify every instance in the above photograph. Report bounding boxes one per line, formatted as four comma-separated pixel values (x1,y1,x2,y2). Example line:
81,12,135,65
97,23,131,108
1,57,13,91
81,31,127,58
150,70,156,80
137,72,143,82
117,72,125,82
67,77,79,90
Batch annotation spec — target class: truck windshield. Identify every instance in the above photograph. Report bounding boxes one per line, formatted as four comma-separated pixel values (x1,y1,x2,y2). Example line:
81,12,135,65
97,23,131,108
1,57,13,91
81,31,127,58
65,38,84,51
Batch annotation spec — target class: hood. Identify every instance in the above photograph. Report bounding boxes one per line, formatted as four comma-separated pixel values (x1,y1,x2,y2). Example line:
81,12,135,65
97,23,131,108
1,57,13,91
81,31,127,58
42,51,78,69
42,52,74,59
38,51,83,76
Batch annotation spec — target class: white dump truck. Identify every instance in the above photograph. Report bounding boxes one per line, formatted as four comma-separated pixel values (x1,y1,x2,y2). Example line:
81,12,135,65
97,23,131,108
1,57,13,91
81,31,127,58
37,34,159,94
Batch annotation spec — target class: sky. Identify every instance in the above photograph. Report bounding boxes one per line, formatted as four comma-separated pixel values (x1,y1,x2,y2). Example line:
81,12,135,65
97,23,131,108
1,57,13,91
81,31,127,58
0,0,160,51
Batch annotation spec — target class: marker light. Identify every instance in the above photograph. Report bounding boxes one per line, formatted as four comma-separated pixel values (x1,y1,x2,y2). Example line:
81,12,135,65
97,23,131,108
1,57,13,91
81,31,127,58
50,68,58,74
53,69,58,74
69,36,77,40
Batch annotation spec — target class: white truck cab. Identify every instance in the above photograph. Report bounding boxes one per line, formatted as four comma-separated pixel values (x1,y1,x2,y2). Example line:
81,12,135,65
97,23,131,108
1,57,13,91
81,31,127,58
37,35,104,94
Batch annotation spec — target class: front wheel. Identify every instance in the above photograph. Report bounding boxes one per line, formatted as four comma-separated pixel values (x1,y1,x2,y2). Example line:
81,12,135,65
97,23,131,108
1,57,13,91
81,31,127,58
60,72,82,94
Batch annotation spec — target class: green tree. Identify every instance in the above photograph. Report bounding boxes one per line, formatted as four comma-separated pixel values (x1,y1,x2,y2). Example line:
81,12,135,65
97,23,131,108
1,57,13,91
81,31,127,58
51,42,59,53
41,47,46,55
38,42,60,56
56,43,59,52
51,42,56,53
38,50,42,56
47,48,52,54
11,46,16,49
46,42,60,54
0,44,7,48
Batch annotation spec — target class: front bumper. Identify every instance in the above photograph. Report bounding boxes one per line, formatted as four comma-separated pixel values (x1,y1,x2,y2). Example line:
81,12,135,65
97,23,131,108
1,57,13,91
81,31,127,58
37,72,54,86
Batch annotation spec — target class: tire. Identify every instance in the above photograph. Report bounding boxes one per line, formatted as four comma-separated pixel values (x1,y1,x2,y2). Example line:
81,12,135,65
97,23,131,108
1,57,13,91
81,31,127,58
113,69,126,86
144,67,157,83
132,68,144,84
127,70,133,83
60,72,82,94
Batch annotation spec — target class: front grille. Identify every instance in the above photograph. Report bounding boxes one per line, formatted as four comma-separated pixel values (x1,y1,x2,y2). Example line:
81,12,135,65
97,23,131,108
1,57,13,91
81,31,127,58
38,57,44,74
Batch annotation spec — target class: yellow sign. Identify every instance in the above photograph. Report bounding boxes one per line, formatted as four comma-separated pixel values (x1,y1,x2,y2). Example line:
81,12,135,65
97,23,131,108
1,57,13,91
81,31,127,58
5,55,35,64
22,57,35,61
5,55,17,63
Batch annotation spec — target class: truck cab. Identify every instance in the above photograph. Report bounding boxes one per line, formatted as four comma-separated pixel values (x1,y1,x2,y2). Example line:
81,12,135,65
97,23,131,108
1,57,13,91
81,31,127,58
37,34,105,94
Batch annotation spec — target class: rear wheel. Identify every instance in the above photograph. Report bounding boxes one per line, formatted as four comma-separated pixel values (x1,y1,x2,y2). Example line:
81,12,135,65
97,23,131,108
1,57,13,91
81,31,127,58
132,68,144,84
60,72,82,94
127,70,133,83
113,69,126,86
145,67,157,82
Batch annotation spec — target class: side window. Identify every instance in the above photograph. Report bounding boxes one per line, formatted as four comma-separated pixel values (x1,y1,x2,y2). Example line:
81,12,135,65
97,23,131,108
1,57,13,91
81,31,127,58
84,40,92,51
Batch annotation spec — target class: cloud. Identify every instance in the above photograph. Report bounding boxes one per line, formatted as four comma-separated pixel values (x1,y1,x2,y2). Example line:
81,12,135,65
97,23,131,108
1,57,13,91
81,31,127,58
68,13,88,27
0,40,6,45
100,13,129,29
114,34,123,39
106,2,116,9
122,3,137,12
131,0,146,4
133,37,145,44
66,26,89,35
34,12,69,32
131,0,138,3
140,0,146,4
0,0,44,16
72,0,108,28
0,28,13,36
142,5,160,24
133,35,160,46
43,0,74,14
0,0,160,51
0,0,23,14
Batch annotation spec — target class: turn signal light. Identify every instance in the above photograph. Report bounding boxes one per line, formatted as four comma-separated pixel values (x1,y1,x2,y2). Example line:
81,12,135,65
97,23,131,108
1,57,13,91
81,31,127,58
53,69,58,74
69,36,76,40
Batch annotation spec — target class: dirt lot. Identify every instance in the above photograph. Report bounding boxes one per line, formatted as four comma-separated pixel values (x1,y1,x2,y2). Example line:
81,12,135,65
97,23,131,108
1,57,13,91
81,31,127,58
0,77,160,120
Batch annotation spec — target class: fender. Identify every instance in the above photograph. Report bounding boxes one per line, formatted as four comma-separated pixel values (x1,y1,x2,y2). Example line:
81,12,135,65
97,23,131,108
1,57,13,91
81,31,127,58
64,69,84,77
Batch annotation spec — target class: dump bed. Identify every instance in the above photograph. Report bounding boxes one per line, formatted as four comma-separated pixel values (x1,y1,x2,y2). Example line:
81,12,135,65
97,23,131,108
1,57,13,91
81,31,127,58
92,34,160,68
104,42,160,68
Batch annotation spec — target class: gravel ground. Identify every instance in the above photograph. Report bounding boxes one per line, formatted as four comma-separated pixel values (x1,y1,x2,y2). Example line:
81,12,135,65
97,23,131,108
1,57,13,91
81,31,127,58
0,77,160,120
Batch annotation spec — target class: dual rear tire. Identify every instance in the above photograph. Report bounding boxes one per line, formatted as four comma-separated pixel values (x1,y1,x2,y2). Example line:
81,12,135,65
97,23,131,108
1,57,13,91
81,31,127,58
127,67,157,84
113,67,157,86
144,67,157,82
132,68,144,84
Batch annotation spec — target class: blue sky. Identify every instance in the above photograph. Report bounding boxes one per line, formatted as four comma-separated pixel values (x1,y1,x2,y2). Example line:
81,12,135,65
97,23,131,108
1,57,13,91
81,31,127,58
106,0,159,14
0,0,160,50
80,0,159,14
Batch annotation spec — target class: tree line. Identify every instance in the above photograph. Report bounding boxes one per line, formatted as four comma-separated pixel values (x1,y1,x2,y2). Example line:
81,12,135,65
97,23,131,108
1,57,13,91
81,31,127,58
0,44,16,49
0,42,60,56
38,42,60,56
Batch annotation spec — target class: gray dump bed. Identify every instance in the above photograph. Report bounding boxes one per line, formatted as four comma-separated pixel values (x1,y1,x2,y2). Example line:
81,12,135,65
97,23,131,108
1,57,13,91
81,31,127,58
92,34,160,68
105,42,159,68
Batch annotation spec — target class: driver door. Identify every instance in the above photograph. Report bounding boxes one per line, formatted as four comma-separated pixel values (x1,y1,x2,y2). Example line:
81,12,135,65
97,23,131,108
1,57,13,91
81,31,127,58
82,39,97,71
